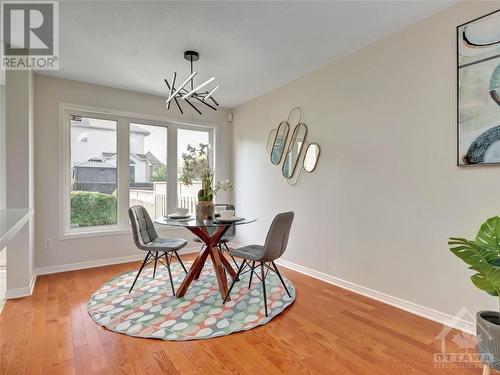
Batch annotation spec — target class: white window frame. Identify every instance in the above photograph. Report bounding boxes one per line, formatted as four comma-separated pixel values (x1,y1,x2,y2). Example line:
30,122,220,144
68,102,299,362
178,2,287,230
59,103,215,240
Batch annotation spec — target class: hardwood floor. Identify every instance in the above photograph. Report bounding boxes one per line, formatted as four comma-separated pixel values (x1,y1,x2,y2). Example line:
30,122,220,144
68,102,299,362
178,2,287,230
0,254,481,374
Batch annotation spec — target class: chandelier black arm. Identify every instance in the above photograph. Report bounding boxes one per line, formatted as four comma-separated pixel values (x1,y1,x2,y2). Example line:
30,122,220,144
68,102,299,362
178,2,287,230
169,73,178,110
164,79,172,110
193,96,218,111
173,96,183,114
184,98,202,115
209,96,219,107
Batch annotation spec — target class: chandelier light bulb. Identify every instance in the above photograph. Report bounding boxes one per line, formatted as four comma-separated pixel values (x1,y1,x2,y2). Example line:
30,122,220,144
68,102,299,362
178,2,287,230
204,85,219,101
182,77,215,100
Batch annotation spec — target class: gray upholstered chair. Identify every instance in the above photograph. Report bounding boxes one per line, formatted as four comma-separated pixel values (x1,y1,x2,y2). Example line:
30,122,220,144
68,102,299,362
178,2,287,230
193,203,238,267
223,212,294,317
129,205,188,295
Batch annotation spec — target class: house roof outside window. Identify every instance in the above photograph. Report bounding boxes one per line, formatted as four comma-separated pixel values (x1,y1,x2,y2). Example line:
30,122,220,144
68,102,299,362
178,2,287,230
71,117,151,135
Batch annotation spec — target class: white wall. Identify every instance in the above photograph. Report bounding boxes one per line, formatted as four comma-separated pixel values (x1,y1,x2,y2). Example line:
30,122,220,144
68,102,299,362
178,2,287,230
0,85,5,210
232,1,500,321
34,74,232,269
5,70,35,291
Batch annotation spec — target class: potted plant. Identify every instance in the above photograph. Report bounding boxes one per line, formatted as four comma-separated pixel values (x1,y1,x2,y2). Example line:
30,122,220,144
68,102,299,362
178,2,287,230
449,216,500,372
179,143,232,220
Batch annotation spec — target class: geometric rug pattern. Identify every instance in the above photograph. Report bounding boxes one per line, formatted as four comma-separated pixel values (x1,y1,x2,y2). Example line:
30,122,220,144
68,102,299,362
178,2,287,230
87,260,295,340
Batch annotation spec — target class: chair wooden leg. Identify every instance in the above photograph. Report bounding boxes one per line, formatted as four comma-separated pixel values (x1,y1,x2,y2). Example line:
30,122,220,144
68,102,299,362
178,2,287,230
261,262,268,317
271,261,291,298
248,261,256,288
483,364,491,375
223,260,247,304
129,252,151,293
164,252,176,296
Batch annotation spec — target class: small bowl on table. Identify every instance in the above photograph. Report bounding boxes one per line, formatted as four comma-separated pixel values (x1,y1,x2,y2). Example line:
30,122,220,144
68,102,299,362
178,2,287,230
219,210,235,220
174,207,189,216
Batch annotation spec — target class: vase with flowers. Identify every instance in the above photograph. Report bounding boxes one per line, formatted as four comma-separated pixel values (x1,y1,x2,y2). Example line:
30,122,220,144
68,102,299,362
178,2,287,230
179,143,233,220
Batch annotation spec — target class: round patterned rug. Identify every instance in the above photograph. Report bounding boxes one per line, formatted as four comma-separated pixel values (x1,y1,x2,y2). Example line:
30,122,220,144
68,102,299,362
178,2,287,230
87,260,296,340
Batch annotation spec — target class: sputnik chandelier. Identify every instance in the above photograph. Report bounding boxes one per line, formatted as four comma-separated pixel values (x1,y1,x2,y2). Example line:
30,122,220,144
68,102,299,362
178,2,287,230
164,50,219,115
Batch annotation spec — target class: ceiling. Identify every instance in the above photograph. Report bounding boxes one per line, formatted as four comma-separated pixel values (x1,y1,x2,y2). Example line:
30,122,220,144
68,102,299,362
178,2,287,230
34,1,454,108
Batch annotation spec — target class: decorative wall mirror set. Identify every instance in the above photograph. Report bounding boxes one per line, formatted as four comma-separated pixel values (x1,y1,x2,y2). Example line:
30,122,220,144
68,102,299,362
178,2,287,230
303,143,320,172
267,107,321,184
270,122,289,165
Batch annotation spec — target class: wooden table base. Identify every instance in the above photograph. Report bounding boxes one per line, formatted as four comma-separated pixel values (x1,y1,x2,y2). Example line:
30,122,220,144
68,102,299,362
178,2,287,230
176,224,237,300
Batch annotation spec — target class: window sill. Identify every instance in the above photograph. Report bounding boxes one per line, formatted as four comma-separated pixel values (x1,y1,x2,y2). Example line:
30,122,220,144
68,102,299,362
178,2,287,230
60,224,184,241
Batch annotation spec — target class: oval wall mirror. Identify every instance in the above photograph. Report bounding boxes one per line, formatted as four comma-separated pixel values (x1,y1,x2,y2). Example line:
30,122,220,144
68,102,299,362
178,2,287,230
303,143,320,172
266,128,277,154
282,123,308,178
270,121,290,165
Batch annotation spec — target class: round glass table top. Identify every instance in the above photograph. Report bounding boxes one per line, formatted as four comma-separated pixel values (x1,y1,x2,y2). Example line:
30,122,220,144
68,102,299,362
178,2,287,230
155,216,256,228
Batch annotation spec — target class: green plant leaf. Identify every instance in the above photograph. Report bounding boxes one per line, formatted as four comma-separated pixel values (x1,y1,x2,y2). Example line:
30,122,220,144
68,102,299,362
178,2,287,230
476,216,500,249
449,237,498,267
471,272,500,296
449,217,500,298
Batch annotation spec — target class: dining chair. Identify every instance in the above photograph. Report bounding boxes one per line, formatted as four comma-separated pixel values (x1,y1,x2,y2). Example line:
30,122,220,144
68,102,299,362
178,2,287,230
223,212,294,317
129,205,188,295
193,203,238,268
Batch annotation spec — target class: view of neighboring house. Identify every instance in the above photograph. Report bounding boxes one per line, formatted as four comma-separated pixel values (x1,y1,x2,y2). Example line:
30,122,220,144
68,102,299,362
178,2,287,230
71,117,165,192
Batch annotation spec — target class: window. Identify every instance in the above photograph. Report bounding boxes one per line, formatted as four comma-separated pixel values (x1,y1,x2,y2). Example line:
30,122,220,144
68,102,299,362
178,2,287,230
177,128,211,215
129,164,135,183
69,116,118,229
62,107,214,237
129,123,168,220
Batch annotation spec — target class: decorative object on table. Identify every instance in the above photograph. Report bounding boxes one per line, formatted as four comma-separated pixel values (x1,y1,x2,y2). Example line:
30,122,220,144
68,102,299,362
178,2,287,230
219,209,235,218
449,216,500,372
282,123,308,178
88,260,295,341
218,209,235,219
225,212,294,317
195,201,215,221
179,143,233,220
458,10,500,165
128,206,188,295
174,207,189,216
164,50,219,115
168,207,190,219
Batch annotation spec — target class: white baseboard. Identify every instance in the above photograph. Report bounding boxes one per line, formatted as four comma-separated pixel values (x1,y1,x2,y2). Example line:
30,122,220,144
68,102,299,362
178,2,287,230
5,248,200,299
276,259,475,335
6,271,37,299
36,247,200,276
36,253,145,276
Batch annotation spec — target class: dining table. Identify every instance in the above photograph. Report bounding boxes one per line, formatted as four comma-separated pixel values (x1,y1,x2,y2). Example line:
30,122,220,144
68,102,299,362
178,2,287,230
154,215,256,300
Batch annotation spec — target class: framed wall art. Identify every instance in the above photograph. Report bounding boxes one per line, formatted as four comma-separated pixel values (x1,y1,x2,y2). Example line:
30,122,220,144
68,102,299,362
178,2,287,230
458,9,500,166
